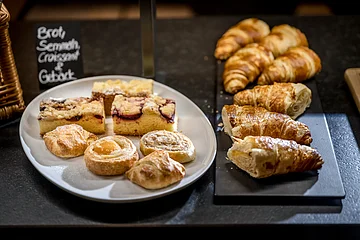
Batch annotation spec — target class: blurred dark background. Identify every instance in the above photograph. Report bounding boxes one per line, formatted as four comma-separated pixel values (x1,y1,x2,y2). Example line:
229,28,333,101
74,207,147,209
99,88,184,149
3,0,359,21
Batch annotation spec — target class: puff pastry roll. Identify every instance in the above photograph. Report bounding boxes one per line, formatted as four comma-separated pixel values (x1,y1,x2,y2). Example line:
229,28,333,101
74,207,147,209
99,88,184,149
140,130,196,163
257,46,322,85
126,150,186,190
84,135,139,176
214,18,270,60
222,105,312,145
227,136,324,179
233,82,312,119
223,43,274,94
43,124,98,158
258,24,308,58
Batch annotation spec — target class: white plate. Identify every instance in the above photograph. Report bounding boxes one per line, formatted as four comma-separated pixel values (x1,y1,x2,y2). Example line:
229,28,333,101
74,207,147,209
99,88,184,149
19,75,217,203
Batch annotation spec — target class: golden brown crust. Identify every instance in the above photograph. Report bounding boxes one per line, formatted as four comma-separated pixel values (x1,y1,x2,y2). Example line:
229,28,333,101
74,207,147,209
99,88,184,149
258,24,309,58
140,130,196,163
214,18,270,60
43,124,98,158
257,46,322,85
84,135,139,176
223,43,274,94
227,136,324,178
222,105,312,145
233,82,312,119
125,150,186,190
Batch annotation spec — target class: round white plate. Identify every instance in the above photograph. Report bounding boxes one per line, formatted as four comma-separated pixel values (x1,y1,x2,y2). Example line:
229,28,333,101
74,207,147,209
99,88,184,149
19,75,217,203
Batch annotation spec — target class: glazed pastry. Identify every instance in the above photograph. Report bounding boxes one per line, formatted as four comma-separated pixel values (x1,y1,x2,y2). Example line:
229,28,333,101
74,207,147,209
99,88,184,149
258,24,308,58
227,136,324,179
233,82,312,119
126,150,186,190
222,24,308,94
214,18,270,60
257,46,322,85
223,43,274,94
84,135,139,176
140,130,196,163
43,124,98,158
37,97,105,135
92,79,154,115
112,95,178,136
222,105,312,145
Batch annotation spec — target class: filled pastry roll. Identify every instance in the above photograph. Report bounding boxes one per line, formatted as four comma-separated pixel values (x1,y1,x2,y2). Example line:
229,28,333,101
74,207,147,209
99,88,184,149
227,136,324,179
126,150,186,190
84,135,139,176
43,124,98,158
222,105,312,145
214,18,270,60
233,82,312,119
140,130,196,163
257,46,322,85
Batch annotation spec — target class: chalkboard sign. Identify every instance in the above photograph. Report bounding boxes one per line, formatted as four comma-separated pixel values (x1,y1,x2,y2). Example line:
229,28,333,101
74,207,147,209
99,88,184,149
34,22,84,89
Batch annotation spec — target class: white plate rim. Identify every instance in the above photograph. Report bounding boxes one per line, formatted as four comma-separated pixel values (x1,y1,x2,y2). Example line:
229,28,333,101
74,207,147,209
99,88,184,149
19,75,217,203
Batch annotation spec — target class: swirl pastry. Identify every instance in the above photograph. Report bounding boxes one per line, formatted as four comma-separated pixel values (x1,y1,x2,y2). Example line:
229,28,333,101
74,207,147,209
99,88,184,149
222,105,312,145
214,18,270,60
126,150,186,190
227,136,324,179
140,130,196,163
84,135,139,176
43,124,98,158
257,46,322,85
233,82,312,119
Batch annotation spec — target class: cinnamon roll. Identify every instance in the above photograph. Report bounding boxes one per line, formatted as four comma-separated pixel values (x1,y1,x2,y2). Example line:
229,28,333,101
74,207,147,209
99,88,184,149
140,130,196,163
125,150,186,190
84,135,139,176
43,124,98,158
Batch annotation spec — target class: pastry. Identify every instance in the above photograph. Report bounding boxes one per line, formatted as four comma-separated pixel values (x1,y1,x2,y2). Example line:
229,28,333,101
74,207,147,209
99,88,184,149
125,150,186,190
37,97,106,135
84,135,139,176
233,82,312,119
227,136,324,179
214,18,270,60
92,79,154,115
257,46,322,85
222,105,312,145
140,130,196,163
222,24,308,94
258,24,308,58
112,95,178,136
43,124,98,158
223,43,274,94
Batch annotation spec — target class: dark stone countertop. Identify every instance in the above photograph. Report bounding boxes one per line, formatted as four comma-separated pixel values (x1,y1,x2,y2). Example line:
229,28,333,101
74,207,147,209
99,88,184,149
1,16,360,236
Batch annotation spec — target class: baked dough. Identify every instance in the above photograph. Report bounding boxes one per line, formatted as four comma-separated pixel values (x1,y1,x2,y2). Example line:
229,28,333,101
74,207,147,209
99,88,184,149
222,105,312,145
257,46,322,85
84,135,139,176
43,124,98,158
227,136,324,178
125,150,186,190
233,82,312,119
140,130,196,163
214,18,270,60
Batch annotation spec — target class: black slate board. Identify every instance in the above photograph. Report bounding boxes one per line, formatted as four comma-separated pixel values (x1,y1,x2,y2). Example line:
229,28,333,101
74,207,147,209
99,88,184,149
214,61,345,204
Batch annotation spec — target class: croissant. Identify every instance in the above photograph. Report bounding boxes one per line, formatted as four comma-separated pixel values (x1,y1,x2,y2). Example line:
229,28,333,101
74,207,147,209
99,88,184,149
214,18,270,60
227,136,324,179
257,46,322,85
233,82,312,119
258,24,309,58
223,43,274,94
222,105,312,145
222,24,308,94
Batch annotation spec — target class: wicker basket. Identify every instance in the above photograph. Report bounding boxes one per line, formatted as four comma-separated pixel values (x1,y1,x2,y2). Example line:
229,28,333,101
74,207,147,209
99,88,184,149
0,4,25,121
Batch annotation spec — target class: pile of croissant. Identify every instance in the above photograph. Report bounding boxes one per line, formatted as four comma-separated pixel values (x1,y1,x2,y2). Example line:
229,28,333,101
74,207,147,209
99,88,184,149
215,18,324,179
